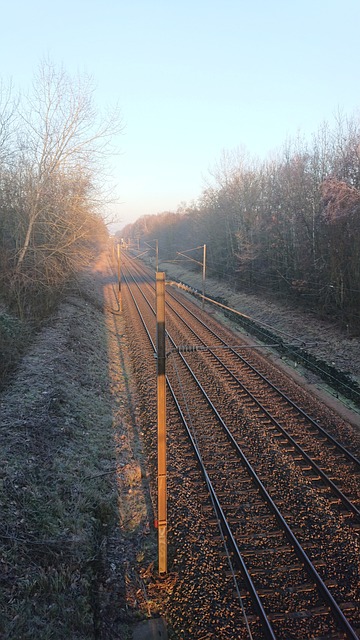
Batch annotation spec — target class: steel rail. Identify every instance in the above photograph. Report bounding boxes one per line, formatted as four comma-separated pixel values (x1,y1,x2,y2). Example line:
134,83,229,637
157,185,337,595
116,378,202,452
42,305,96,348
122,261,277,638
166,284,360,469
124,256,360,517
122,253,360,468
167,335,359,640
163,294,360,518
168,377,277,640
121,258,359,639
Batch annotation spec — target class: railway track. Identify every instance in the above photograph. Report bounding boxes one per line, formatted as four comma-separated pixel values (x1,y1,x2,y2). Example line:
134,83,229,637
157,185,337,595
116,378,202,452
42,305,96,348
119,252,360,639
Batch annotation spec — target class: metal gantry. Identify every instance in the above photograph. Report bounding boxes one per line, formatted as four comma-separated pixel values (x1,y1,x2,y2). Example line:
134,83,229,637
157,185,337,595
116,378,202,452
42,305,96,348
175,244,207,310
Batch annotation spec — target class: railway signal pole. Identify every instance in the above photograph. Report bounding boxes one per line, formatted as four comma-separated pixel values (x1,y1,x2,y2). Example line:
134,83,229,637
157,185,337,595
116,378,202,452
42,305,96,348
144,239,159,271
156,272,167,574
175,244,207,310
202,243,206,311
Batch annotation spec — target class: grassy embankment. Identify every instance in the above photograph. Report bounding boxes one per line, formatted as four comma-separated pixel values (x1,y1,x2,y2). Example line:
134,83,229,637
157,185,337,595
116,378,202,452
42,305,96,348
0,263,148,639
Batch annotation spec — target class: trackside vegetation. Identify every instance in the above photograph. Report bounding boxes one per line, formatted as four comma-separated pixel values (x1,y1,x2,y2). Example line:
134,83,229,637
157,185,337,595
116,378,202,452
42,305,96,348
0,60,121,385
0,285,119,638
123,114,360,332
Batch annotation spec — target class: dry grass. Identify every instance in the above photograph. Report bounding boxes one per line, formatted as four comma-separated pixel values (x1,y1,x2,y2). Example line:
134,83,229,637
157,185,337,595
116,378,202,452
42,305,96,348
0,295,116,638
0,308,30,389
0,255,157,639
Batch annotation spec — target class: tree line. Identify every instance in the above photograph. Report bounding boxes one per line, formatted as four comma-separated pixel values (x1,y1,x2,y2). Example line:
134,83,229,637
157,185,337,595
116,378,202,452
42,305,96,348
0,60,121,321
122,114,360,331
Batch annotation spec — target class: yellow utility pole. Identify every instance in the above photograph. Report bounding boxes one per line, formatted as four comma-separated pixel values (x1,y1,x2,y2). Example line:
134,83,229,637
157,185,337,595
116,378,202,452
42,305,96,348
156,272,167,574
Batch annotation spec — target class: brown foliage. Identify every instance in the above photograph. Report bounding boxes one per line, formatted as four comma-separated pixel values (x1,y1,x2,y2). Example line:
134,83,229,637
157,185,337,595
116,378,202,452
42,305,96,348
321,178,360,223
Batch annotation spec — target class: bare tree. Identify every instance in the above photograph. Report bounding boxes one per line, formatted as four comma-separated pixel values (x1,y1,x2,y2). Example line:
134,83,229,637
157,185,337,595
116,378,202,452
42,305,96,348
0,79,18,163
15,59,122,273
0,60,123,317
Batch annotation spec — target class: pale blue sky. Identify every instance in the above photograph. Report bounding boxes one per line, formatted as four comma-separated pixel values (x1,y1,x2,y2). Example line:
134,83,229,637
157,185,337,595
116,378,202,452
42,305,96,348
1,0,360,229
